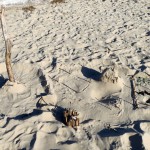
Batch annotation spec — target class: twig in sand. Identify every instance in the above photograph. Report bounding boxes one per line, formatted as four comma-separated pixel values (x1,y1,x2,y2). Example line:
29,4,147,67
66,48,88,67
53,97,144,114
22,6,36,13
49,74,90,93
59,68,71,74
130,77,138,110
61,82,79,93
38,96,56,107
51,0,65,4
76,76,91,83
59,68,91,83
121,98,133,105
80,83,90,92
49,76,79,93
0,8,15,82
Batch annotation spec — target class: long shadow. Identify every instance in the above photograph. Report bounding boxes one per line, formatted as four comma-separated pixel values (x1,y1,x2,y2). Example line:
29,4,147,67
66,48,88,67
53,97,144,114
0,75,7,88
136,91,150,96
51,57,57,70
98,120,150,138
81,66,101,81
13,109,43,120
81,119,94,124
98,128,134,137
51,106,66,124
58,140,77,145
100,96,119,105
133,120,150,134
30,133,37,150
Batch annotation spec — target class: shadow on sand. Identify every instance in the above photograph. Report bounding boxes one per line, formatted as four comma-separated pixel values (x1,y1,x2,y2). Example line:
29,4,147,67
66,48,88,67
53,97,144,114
51,106,66,125
129,134,144,150
98,127,134,137
98,120,150,150
81,66,101,81
0,75,7,88
13,109,43,120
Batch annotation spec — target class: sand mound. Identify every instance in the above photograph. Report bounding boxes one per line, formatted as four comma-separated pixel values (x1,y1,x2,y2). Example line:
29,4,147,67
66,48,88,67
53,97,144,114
90,67,123,100
0,62,55,117
90,81,121,100
142,133,150,150
42,94,57,106
140,123,150,133
5,81,26,94
33,132,56,150
56,127,74,142
0,63,7,74
120,133,133,149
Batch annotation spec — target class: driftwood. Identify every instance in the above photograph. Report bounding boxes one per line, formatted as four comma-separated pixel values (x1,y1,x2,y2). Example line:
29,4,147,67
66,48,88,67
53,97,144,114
22,6,36,13
51,0,65,4
130,77,138,109
0,8,15,82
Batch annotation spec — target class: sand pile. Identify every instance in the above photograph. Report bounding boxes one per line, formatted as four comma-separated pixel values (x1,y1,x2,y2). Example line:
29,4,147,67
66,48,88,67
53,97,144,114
90,66,124,100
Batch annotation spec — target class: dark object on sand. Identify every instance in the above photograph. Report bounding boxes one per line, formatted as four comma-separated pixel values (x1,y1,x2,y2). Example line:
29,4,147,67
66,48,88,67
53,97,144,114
63,108,79,130
1,8,15,82
22,6,36,12
51,0,65,4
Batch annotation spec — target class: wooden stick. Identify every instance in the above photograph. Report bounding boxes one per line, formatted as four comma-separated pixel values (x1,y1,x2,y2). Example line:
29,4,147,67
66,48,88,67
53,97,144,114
0,8,15,82
130,77,138,109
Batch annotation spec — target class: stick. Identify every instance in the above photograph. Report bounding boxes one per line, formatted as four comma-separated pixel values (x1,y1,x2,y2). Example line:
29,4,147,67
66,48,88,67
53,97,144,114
38,96,56,107
130,77,138,109
0,8,15,82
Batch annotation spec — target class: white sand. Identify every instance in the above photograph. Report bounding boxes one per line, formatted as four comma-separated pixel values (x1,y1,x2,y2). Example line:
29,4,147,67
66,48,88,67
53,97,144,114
0,0,150,149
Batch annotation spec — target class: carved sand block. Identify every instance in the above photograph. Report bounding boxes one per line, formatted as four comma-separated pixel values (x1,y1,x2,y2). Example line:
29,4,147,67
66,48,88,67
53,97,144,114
63,108,79,130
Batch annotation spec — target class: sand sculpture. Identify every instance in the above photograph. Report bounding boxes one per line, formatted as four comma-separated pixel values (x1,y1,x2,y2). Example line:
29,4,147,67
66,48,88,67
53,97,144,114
63,108,79,130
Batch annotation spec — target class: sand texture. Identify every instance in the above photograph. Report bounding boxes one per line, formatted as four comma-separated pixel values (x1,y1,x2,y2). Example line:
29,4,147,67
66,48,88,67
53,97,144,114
0,0,150,149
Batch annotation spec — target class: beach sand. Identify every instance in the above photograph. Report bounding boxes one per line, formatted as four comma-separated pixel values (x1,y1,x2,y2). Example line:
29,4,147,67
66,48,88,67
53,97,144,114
0,0,150,149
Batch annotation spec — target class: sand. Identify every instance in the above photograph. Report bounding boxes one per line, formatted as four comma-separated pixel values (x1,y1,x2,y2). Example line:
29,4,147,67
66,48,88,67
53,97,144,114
0,0,150,149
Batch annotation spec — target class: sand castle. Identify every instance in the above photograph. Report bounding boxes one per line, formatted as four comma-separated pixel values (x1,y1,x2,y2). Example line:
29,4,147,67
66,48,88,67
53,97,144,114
63,108,79,130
